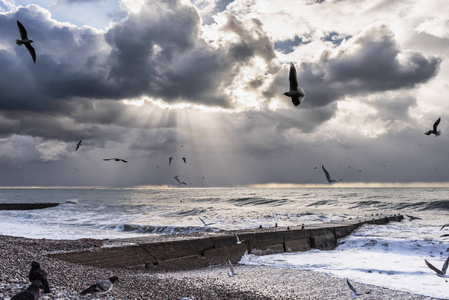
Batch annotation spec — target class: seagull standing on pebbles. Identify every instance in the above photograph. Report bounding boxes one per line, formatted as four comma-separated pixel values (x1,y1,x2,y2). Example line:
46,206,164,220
11,280,41,300
16,20,36,64
425,256,449,281
80,276,118,296
425,117,441,136
29,261,50,293
283,63,305,107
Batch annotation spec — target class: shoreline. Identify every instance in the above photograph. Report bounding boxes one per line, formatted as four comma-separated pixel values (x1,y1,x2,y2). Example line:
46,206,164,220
0,234,437,299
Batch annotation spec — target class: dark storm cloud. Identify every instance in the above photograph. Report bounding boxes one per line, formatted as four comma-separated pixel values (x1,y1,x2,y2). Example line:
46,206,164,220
268,25,440,110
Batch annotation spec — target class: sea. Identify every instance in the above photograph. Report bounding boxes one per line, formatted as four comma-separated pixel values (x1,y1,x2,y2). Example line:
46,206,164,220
0,187,448,299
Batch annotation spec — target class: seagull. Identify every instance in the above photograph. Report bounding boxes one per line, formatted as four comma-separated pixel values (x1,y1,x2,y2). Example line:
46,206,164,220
425,117,441,136
346,279,371,298
75,139,82,151
235,233,245,245
80,276,118,296
29,261,50,293
103,158,128,163
228,260,236,277
322,165,341,183
169,156,174,165
425,256,449,281
182,157,186,163
174,175,181,184
283,62,305,107
11,280,41,300
406,215,422,221
16,20,36,64
198,216,215,227
441,224,449,230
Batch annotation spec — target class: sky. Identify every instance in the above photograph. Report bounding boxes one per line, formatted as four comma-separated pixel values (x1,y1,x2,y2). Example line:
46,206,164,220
0,0,448,187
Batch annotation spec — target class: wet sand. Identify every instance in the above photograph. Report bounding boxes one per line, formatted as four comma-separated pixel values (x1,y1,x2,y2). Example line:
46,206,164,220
0,235,436,299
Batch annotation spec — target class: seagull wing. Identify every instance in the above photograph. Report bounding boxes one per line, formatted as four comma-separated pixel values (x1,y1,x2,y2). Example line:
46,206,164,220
120,159,128,163
441,224,449,230
103,158,112,161
322,165,331,183
25,43,36,63
198,217,206,226
289,63,299,92
346,279,358,294
442,255,449,274
17,20,28,40
434,117,441,132
235,233,240,243
424,130,432,135
228,260,235,275
425,259,444,275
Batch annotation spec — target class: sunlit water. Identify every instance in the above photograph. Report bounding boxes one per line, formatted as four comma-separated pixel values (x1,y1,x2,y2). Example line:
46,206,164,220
1,187,448,298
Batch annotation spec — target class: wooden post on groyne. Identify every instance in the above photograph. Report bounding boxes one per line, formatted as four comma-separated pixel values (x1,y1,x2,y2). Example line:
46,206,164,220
50,215,403,271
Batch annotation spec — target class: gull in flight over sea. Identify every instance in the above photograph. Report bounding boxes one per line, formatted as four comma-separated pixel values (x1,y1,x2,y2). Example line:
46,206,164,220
198,216,215,227
103,158,128,163
75,139,82,151
346,279,371,298
425,117,441,136
80,276,118,296
235,233,245,245
425,256,449,281
228,260,236,277
322,165,341,183
16,20,36,63
174,176,187,185
283,62,305,107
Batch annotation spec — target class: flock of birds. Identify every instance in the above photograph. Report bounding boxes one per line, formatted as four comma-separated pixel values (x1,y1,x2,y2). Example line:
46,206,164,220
10,261,117,299
13,18,447,299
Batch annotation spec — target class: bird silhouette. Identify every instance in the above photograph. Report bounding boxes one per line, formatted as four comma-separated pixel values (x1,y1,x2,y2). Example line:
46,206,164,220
75,139,82,151
283,63,305,106
425,117,441,136
11,280,41,300
103,158,128,163
346,279,371,298
16,20,36,64
182,157,186,163
169,156,173,165
29,261,50,293
198,216,215,227
322,165,341,183
425,256,449,281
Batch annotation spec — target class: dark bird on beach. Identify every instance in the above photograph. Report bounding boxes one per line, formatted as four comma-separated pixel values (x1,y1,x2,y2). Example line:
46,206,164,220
198,216,215,227
11,280,41,300
29,261,50,293
80,276,118,296
283,63,305,107
322,165,341,183
346,279,371,298
182,157,186,163
425,117,441,136
406,215,422,221
169,156,174,165
425,256,449,281
16,20,36,64
103,158,128,163
75,139,82,151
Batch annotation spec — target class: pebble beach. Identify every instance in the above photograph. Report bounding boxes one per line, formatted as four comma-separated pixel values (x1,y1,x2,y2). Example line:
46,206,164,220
0,234,437,300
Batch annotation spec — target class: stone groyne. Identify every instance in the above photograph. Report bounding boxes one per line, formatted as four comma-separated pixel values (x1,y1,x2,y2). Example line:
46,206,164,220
0,203,59,210
51,215,403,271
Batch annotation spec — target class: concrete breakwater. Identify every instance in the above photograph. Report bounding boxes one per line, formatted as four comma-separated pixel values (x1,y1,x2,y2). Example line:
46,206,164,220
0,203,59,210
51,215,403,271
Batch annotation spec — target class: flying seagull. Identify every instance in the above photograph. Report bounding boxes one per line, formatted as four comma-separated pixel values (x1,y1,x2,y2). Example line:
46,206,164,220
169,156,173,165
80,276,118,296
406,215,422,221
75,139,82,151
441,224,449,230
425,117,441,136
16,20,36,64
234,233,245,245
228,260,236,277
425,256,449,281
29,261,50,294
322,165,341,183
11,280,41,300
198,216,215,227
283,62,305,107
103,158,128,163
182,157,186,163
346,279,371,298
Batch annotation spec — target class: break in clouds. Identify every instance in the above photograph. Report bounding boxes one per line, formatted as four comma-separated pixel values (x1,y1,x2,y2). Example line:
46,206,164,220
0,0,446,186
